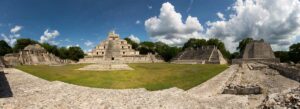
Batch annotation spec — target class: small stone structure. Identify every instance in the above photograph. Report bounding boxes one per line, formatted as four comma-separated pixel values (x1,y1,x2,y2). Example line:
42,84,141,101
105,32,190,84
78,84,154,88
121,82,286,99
79,31,162,63
222,84,261,95
171,46,227,64
3,44,73,66
78,63,134,71
232,39,279,64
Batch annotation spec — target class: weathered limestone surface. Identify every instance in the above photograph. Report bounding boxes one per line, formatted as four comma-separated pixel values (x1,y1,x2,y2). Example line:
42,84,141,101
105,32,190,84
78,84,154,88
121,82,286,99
3,44,73,66
79,31,162,64
171,46,227,64
266,63,300,82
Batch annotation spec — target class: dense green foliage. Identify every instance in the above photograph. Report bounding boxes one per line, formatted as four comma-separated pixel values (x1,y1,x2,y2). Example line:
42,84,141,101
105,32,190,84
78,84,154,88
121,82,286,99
67,47,85,61
124,38,139,50
138,41,155,54
41,43,84,61
288,43,300,63
13,38,38,52
0,40,13,56
182,38,207,50
274,51,289,62
154,42,181,62
16,63,228,90
237,38,253,53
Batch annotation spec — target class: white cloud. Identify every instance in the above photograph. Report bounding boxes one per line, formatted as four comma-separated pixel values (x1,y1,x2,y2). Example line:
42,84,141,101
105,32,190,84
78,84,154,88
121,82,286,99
135,20,141,24
10,25,22,33
216,12,225,20
206,0,300,52
39,29,60,45
1,33,20,46
128,34,140,43
186,0,194,13
145,2,204,46
84,40,94,47
148,5,153,10
66,44,80,49
1,25,22,46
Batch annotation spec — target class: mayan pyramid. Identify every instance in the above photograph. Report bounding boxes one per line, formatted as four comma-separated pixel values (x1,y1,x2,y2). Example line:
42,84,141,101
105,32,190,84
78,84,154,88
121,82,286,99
172,46,227,64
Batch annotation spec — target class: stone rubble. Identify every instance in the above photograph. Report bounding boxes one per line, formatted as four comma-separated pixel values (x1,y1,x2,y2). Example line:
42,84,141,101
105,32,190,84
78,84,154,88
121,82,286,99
260,86,300,109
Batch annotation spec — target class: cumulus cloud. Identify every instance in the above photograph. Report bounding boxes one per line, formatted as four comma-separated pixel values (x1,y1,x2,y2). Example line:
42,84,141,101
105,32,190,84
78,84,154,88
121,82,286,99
135,20,141,24
39,29,60,45
128,34,140,43
145,2,204,46
84,40,94,47
148,5,153,10
10,25,22,33
1,33,20,46
206,0,300,51
216,12,225,20
1,25,22,46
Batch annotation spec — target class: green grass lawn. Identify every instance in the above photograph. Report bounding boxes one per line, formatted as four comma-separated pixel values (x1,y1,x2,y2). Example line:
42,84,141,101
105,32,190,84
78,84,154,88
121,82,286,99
16,63,228,91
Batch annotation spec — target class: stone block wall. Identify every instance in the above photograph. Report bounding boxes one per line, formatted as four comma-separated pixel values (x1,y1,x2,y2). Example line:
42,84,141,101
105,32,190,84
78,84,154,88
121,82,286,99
222,84,261,95
267,63,300,82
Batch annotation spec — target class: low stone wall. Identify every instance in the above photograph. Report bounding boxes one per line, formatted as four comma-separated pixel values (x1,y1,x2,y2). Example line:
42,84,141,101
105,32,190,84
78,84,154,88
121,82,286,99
267,63,300,82
232,58,280,64
222,84,261,95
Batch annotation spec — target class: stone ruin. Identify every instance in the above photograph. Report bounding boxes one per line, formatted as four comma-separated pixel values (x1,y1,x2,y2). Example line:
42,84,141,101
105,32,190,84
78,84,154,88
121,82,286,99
222,84,261,95
232,39,280,64
79,31,162,64
171,46,227,64
3,44,73,66
260,86,300,108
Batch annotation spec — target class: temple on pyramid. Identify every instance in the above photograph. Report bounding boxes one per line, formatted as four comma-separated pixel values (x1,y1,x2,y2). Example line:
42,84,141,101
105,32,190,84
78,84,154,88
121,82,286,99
79,31,161,63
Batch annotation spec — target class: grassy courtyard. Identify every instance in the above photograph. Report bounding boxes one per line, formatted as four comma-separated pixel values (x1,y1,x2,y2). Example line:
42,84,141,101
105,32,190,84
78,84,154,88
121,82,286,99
16,63,228,91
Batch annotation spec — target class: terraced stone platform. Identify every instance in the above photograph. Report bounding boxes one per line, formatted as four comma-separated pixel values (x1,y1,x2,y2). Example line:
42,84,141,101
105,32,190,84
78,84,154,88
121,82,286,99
0,66,251,109
2,64,299,109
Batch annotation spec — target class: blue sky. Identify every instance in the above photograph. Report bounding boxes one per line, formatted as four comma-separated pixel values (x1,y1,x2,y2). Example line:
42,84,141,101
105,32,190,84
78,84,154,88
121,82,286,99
1,0,300,52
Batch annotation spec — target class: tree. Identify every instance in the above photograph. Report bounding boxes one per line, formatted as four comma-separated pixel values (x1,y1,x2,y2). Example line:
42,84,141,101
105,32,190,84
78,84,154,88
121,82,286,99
41,43,59,56
274,51,290,62
58,47,69,59
138,41,155,54
182,38,207,50
154,42,181,62
0,40,13,56
13,38,38,52
230,52,240,59
124,38,139,50
288,43,300,63
237,38,253,53
67,47,84,61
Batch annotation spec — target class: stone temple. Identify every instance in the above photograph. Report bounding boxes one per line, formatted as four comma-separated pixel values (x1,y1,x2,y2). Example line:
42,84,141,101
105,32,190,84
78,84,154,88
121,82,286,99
3,44,73,66
232,39,279,64
79,31,161,63
171,46,227,64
